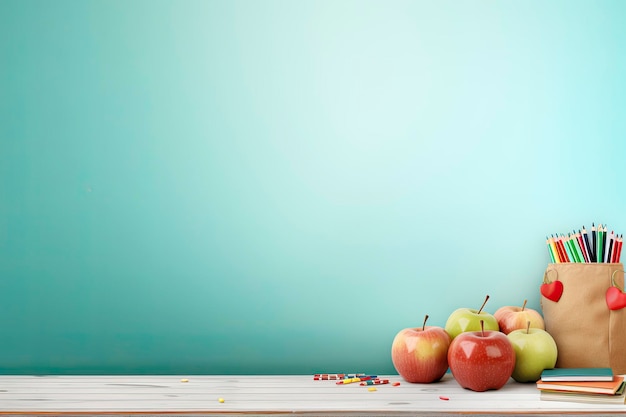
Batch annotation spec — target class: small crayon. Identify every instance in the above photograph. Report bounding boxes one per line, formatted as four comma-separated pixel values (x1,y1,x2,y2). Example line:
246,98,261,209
314,374,346,380
313,373,365,380
336,376,377,384
336,377,360,385
314,374,341,380
360,379,389,386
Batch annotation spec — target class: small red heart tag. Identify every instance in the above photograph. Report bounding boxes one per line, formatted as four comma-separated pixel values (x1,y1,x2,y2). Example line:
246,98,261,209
606,287,626,310
541,280,563,302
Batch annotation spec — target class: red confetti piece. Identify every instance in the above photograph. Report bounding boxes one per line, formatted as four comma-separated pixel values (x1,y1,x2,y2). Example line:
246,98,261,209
439,396,449,401
392,382,401,386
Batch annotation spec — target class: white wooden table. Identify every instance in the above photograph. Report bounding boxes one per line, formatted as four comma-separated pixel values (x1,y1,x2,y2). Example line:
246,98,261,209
1,373,625,416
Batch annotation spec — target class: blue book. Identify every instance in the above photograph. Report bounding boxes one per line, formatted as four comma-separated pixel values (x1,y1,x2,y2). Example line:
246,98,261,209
540,367,614,382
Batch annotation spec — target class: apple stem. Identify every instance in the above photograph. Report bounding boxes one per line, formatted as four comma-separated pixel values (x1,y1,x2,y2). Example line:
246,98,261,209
480,320,485,337
526,321,531,334
522,299,527,312
422,315,429,331
477,295,490,315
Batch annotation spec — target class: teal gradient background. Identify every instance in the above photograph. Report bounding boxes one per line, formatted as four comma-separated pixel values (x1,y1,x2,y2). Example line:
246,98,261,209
1,0,625,374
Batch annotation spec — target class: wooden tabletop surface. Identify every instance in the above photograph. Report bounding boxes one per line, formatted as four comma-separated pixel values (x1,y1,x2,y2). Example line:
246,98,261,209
1,373,625,416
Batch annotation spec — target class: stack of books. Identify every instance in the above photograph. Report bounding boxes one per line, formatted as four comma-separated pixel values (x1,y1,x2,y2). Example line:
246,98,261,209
537,367,626,404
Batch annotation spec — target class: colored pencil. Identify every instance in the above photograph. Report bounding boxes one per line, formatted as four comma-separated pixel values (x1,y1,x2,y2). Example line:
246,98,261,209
549,236,561,263
603,225,609,263
546,237,556,262
591,223,597,262
550,235,564,263
557,234,570,262
613,233,621,263
582,226,593,263
567,234,581,262
606,231,615,263
547,225,622,264
571,232,585,263
576,230,590,262
597,225,604,263
610,236,615,263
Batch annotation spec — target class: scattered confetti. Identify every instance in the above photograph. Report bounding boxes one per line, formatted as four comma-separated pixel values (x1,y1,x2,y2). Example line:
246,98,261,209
392,382,401,386
439,396,449,401
180,379,189,383
367,387,377,392
218,398,225,403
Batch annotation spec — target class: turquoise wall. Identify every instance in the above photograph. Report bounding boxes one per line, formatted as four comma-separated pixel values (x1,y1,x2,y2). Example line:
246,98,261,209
1,0,625,375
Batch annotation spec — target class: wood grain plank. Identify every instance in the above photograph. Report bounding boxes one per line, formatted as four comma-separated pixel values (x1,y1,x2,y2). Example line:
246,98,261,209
1,374,625,415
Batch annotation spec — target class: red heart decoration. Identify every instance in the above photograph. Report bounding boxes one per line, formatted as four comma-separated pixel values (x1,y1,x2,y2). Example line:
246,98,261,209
606,287,626,310
541,280,563,302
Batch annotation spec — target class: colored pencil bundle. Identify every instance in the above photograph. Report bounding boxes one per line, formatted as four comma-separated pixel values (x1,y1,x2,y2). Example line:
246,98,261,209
546,223,622,264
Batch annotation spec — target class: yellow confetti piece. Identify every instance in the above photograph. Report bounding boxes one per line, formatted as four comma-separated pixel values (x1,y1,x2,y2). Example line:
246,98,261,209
367,387,377,392
218,398,225,403
180,379,189,383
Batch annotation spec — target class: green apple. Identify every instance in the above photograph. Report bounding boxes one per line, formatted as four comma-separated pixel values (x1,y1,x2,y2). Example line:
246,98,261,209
506,323,558,383
444,295,499,340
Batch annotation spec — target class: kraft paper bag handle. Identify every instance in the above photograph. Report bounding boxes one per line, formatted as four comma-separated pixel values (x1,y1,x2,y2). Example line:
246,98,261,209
606,269,626,310
541,268,563,302
611,269,626,290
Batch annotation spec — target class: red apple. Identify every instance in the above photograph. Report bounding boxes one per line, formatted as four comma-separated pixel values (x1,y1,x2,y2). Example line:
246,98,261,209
448,320,516,392
494,299,545,334
391,315,451,383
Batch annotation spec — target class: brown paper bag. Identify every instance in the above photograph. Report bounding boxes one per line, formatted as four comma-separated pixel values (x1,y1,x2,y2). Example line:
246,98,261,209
540,263,626,374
